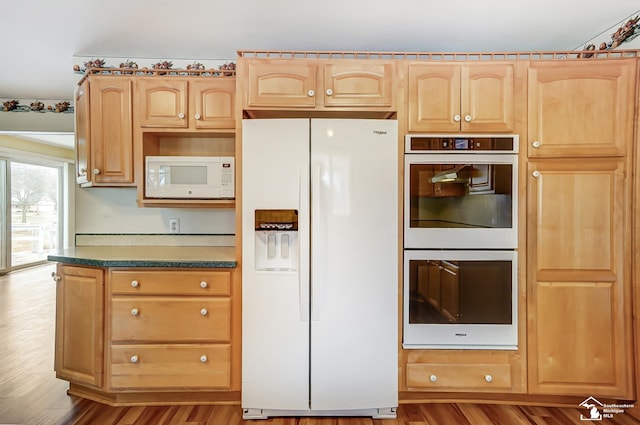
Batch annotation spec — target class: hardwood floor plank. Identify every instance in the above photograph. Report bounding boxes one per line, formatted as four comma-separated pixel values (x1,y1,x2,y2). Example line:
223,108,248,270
1,264,640,425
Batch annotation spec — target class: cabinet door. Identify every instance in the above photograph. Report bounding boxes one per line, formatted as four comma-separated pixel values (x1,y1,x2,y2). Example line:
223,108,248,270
190,78,236,129
55,264,104,388
89,77,134,185
528,59,636,157
323,62,393,107
462,63,514,132
136,78,188,127
245,61,317,108
527,159,632,397
75,79,90,185
408,64,461,132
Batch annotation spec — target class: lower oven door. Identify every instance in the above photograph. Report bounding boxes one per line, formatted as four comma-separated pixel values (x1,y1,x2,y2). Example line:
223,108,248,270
403,250,518,350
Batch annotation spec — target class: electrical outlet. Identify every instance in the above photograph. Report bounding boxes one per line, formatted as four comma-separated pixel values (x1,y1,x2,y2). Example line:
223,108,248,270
169,218,180,233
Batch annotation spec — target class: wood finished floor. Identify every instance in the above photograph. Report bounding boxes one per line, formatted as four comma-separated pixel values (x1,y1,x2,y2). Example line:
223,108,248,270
1,263,639,425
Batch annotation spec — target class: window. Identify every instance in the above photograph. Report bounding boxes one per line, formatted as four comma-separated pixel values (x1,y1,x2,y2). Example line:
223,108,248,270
0,156,65,272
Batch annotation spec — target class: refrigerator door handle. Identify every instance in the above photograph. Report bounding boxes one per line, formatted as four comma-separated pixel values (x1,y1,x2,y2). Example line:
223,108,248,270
311,164,324,321
299,168,309,321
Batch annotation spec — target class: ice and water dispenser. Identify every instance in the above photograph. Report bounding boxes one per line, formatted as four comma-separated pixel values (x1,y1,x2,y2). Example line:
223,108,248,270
254,209,298,271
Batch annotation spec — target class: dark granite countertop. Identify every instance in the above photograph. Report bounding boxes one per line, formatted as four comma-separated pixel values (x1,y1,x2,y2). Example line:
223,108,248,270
47,245,237,268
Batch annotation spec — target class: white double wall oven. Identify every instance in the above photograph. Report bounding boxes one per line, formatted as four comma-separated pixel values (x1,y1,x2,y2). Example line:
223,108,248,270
403,134,519,350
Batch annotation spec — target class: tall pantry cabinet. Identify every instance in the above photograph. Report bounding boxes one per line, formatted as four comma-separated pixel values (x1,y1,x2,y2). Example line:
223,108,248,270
526,58,636,398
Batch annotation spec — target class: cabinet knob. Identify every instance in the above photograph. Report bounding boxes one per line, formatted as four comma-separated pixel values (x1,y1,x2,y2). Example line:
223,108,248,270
51,272,61,282
532,170,541,178
464,115,472,122
194,113,201,120
93,168,100,175
200,355,208,363
200,281,208,288
485,374,493,383
131,308,139,316
307,90,315,97
532,140,541,148
429,374,437,382
453,115,461,122
178,112,185,119
130,280,139,288
325,88,333,96
200,308,208,316
130,355,139,363
79,168,87,176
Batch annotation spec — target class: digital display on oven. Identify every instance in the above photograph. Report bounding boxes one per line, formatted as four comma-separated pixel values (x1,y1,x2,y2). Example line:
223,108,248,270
454,139,469,150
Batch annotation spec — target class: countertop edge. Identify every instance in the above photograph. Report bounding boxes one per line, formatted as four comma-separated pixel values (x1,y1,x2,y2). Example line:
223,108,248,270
47,255,237,268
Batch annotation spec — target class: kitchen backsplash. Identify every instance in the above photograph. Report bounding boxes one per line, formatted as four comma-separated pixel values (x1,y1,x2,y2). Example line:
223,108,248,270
75,233,234,247
74,187,235,235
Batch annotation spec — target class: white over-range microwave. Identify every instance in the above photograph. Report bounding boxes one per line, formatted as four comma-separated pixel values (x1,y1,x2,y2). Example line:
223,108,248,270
145,156,235,199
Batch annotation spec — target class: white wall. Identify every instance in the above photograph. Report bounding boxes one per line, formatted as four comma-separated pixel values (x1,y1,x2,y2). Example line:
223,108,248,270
74,187,235,235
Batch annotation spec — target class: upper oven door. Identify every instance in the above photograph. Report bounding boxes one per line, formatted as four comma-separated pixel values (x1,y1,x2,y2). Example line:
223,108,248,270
404,152,518,249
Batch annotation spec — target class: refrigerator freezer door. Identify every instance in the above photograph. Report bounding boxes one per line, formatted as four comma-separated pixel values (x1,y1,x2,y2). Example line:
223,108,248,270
310,119,398,410
241,119,311,410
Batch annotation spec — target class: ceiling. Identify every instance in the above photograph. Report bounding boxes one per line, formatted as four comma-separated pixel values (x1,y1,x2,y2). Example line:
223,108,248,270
1,0,639,147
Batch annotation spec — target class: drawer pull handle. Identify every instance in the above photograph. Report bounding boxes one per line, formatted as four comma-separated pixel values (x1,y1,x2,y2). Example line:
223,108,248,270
130,355,139,363
464,115,472,122
200,281,208,288
200,308,208,316
532,140,541,148
429,374,437,382
131,308,139,316
200,355,208,363
485,374,493,383
130,280,139,288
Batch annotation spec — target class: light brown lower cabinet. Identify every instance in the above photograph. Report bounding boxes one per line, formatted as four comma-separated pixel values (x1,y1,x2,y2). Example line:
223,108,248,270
110,344,231,389
527,158,633,398
406,363,512,391
54,265,238,403
54,264,104,388
403,350,525,394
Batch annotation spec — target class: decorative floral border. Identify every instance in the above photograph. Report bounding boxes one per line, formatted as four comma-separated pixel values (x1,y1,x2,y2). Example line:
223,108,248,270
72,58,236,77
581,15,639,56
2,99,73,114
1,58,236,114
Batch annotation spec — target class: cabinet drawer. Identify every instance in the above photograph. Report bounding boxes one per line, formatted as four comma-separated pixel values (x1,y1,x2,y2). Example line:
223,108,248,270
406,363,512,391
111,297,230,342
110,344,230,389
111,270,231,296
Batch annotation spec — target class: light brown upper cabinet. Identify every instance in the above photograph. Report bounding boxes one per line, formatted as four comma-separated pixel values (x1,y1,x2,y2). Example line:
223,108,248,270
136,77,235,130
526,158,633,398
74,76,135,186
408,63,515,133
244,59,394,110
75,79,90,185
527,59,636,157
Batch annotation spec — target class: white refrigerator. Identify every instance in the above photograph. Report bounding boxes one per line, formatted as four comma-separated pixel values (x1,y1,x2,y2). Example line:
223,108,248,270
241,119,398,419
